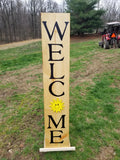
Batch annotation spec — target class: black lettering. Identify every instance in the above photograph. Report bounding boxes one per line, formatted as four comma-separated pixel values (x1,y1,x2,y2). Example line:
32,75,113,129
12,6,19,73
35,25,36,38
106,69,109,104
48,115,66,129
50,130,64,144
48,44,64,61
49,81,64,97
42,21,69,40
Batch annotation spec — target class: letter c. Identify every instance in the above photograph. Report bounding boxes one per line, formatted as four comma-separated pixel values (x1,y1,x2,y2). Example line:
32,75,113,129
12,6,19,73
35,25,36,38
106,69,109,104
49,81,64,97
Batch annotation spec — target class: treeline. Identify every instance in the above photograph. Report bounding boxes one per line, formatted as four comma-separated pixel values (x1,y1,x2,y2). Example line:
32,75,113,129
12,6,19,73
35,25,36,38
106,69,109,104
0,0,62,43
66,0,105,35
0,0,120,43
100,0,120,23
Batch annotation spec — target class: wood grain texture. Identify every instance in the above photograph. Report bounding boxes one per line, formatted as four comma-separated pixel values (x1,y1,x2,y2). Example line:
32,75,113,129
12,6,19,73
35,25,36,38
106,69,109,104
41,13,70,149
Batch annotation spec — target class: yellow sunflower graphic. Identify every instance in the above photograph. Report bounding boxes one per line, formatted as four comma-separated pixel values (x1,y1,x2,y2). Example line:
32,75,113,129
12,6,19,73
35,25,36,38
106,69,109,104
49,98,64,113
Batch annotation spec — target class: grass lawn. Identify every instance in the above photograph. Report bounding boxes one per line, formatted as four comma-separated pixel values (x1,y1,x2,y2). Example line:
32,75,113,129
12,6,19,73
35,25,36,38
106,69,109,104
0,39,120,160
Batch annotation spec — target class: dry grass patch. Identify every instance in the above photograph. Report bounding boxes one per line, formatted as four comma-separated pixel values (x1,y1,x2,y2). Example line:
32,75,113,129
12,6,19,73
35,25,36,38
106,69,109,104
71,52,120,87
94,146,115,160
0,65,43,100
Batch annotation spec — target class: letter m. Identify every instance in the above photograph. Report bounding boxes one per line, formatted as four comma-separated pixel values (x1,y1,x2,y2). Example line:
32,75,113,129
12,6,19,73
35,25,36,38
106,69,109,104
42,21,69,40
48,115,66,129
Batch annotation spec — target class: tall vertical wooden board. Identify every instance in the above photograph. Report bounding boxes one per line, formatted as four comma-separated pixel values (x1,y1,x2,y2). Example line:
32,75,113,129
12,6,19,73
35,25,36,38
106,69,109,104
40,13,75,152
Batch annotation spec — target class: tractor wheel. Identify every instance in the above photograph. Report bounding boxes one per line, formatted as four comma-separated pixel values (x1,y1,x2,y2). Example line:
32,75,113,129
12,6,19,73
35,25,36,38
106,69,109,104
118,40,120,48
101,42,104,48
104,40,110,49
113,39,117,48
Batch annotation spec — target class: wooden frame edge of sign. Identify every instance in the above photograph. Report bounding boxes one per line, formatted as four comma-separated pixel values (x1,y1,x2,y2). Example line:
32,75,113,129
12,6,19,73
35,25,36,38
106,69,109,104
39,147,76,152
41,13,75,152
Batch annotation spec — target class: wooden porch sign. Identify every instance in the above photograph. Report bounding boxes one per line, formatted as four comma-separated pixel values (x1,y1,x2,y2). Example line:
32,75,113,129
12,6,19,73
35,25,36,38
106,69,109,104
40,13,75,152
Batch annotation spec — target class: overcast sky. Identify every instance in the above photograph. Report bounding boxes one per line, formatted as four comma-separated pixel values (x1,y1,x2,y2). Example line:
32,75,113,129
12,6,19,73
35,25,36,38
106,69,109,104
53,0,63,5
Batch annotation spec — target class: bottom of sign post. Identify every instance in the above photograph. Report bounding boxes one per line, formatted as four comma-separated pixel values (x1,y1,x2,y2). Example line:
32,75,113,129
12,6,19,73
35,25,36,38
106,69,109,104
39,147,75,152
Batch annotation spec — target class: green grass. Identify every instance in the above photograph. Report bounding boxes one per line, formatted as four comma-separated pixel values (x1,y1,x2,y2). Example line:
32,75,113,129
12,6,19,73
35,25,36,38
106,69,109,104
0,42,42,74
70,40,102,72
0,39,120,160
0,82,15,89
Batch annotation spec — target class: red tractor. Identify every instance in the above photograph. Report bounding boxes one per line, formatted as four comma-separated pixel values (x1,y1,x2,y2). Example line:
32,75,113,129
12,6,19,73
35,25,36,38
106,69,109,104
99,22,120,49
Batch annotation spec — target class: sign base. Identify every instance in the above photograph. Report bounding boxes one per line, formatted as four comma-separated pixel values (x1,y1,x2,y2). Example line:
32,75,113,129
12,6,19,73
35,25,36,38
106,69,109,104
39,147,75,152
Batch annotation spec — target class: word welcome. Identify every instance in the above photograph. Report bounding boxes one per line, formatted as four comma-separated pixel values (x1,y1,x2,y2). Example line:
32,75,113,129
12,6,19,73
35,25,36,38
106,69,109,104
42,20,69,144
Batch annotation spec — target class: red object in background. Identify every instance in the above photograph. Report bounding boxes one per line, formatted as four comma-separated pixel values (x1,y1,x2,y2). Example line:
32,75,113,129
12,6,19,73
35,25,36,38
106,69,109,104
111,33,116,38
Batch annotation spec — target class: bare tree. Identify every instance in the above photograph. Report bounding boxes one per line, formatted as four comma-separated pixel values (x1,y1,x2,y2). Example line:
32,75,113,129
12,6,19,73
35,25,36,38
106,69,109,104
46,0,61,12
0,0,12,42
0,0,62,43
100,0,120,23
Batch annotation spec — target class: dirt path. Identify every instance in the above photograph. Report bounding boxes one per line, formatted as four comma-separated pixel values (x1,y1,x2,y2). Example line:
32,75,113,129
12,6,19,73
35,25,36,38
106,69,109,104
0,35,100,50
0,39,41,50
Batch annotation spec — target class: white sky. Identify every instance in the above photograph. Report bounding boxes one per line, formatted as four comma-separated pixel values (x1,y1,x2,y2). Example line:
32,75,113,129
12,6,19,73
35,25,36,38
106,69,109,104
53,0,63,5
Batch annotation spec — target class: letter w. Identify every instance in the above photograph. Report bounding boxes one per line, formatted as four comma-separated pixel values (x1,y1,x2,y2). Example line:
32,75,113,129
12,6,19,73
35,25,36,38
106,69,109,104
42,21,69,40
